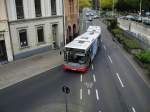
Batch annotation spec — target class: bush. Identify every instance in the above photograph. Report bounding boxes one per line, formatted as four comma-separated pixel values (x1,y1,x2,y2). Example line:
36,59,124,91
111,28,123,36
123,38,140,49
116,34,125,43
107,18,117,30
135,51,150,64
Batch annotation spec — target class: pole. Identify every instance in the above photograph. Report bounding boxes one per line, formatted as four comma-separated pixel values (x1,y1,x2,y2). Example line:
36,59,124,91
99,0,101,10
112,0,115,16
62,86,70,112
140,0,142,16
65,93,68,112
62,0,66,46
78,0,79,16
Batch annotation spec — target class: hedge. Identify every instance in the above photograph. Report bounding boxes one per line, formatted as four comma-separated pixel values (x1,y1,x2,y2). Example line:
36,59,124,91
106,19,150,75
111,28,123,36
123,38,140,49
135,51,150,64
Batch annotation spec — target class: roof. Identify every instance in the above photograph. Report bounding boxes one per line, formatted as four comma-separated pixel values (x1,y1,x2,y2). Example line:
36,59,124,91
65,38,91,50
65,26,101,50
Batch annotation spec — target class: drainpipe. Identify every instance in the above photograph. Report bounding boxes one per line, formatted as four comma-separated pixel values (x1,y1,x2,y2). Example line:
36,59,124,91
62,0,66,46
4,0,15,61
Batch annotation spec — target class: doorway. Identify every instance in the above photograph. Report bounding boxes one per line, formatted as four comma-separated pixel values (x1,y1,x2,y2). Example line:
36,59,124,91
0,40,7,61
52,24,58,48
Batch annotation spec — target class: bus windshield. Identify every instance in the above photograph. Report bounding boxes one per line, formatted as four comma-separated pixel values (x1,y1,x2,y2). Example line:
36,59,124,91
64,50,86,64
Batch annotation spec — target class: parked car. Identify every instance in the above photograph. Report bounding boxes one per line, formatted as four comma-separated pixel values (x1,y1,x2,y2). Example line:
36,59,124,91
146,12,150,16
134,16,142,22
118,16,126,19
142,17,150,25
126,15,135,20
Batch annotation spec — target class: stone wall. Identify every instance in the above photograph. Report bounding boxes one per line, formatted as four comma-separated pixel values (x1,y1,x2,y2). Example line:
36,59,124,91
118,18,150,45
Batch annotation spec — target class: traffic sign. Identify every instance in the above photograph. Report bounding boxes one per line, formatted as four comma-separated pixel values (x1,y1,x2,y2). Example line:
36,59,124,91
62,86,70,94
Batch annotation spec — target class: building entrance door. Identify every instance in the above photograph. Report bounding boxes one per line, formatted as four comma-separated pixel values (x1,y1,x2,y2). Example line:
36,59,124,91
0,40,7,61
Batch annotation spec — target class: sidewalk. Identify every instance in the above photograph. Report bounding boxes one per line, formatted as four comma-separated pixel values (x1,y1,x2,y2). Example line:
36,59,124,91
0,50,64,89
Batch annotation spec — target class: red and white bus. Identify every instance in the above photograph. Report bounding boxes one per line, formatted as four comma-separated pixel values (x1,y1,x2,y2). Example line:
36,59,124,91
63,26,101,72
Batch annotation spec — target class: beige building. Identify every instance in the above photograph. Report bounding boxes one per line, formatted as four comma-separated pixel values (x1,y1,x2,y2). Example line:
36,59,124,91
0,0,13,62
64,0,79,44
6,0,64,59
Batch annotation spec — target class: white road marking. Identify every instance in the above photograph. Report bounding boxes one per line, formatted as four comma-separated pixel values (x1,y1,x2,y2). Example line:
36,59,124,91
116,73,125,88
99,111,102,112
93,74,96,82
80,88,82,100
92,64,94,70
103,45,106,50
101,39,102,42
96,89,99,101
80,74,82,82
108,56,113,63
132,107,136,112
84,82,93,89
88,89,90,95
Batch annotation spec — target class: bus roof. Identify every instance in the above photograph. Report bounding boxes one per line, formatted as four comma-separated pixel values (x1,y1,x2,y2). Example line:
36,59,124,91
65,26,101,50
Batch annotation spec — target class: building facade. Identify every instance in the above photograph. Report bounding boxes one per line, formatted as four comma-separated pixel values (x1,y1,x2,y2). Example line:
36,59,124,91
64,0,79,44
6,0,64,59
0,0,13,62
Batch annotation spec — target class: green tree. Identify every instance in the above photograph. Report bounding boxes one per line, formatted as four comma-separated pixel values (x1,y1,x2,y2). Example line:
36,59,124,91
99,0,118,10
99,0,150,12
79,0,92,9
116,0,150,12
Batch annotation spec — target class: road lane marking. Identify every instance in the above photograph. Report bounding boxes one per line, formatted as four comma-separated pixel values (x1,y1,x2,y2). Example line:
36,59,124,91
108,56,113,63
132,107,136,112
88,89,90,95
103,45,106,50
101,39,102,42
96,89,99,101
116,73,125,88
92,64,94,70
93,74,96,82
84,82,93,88
99,111,102,112
80,74,82,82
80,88,82,100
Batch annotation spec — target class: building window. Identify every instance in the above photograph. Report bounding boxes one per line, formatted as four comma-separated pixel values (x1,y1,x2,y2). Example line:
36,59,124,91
15,0,24,19
19,29,28,48
34,0,42,17
37,26,44,43
51,0,57,15
52,24,58,47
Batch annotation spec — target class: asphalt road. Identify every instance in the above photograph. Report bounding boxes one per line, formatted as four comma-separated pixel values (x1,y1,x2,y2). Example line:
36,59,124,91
0,13,150,112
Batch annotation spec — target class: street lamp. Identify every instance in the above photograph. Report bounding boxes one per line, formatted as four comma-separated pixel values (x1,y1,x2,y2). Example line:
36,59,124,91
112,0,115,16
139,0,142,16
